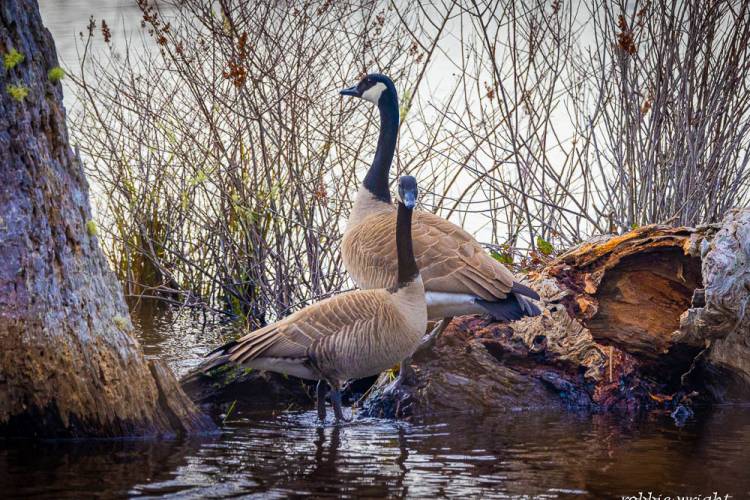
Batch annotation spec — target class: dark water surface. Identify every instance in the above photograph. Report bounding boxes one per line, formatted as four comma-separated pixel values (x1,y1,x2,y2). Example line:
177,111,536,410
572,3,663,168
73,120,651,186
2,308,750,498
2,407,749,499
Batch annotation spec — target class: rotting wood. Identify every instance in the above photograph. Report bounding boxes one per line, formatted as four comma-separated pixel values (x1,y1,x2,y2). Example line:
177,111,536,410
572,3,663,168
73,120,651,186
363,214,748,419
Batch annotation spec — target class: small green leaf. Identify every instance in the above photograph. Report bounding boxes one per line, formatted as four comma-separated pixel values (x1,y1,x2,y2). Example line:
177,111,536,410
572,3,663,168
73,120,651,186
536,236,554,256
48,66,65,83
222,400,237,424
86,219,98,236
490,249,513,264
3,49,24,70
190,169,207,186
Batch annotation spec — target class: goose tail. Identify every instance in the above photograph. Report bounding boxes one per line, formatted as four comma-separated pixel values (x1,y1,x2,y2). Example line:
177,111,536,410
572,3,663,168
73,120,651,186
202,339,239,371
181,339,239,384
476,287,542,322
510,281,540,300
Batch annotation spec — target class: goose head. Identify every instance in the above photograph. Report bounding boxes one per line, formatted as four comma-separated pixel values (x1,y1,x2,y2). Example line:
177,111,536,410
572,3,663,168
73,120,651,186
397,175,418,209
340,73,397,107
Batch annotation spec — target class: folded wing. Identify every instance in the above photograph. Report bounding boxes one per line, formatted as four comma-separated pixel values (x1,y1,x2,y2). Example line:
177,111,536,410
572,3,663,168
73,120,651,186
344,210,536,302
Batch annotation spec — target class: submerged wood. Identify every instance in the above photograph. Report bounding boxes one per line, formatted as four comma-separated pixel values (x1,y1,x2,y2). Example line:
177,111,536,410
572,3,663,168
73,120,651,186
181,364,314,416
0,0,214,437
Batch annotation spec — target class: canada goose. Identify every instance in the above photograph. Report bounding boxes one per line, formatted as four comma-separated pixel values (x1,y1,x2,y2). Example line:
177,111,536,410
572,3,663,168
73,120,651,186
204,176,427,422
340,73,541,324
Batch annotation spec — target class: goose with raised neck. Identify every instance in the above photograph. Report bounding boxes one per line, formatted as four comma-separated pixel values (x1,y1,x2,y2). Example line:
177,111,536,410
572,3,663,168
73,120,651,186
339,73,542,331
341,73,400,228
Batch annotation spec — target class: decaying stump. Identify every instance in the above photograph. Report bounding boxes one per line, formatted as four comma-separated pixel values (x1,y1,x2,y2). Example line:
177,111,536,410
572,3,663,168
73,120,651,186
363,211,749,419
0,0,214,437
678,209,750,400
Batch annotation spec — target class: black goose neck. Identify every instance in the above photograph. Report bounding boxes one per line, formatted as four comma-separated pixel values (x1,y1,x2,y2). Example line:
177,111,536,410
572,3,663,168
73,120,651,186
363,93,399,204
395,201,418,286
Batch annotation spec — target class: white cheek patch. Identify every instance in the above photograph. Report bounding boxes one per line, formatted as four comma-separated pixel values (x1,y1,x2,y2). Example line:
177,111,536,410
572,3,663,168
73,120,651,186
362,82,387,104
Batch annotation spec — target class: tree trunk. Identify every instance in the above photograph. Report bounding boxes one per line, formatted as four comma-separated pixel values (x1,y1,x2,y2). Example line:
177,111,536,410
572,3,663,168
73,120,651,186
0,0,215,437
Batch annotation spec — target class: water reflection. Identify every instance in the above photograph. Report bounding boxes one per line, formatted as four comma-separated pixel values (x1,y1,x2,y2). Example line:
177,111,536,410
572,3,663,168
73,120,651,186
2,307,749,498
0,437,204,498
2,405,749,497
129,303,240,377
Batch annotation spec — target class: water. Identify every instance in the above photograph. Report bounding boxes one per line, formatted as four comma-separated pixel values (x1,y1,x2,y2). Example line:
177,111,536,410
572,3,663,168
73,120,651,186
38,0,146,67
2,307,750,498
2,407,750,498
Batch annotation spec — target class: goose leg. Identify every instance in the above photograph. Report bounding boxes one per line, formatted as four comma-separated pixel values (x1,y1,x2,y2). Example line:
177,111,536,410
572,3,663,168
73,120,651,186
330,387,348,422
397,356,416,385
416,317,452,354
316,380,328,422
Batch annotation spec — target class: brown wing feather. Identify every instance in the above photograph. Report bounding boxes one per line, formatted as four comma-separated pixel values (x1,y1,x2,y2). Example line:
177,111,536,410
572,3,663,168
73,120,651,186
342,210,515,300
227,289,387,365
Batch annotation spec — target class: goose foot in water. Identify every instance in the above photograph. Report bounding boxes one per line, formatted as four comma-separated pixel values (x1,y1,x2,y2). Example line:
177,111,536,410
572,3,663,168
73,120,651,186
316,380,329,421
330,388,350,422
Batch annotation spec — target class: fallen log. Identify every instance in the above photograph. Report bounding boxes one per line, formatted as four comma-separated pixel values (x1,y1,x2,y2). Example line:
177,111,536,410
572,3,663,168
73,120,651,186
363,210,749,419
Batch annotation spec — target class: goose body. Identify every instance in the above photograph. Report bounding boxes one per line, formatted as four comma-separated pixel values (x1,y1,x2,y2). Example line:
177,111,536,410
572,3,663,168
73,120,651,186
209,283,425,383
340,74,540,322
344,204,533,319
205,176,426,421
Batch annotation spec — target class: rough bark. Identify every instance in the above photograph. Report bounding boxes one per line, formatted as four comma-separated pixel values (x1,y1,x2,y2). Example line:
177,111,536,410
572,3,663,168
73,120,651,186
363,213,749,419
0,0,215,437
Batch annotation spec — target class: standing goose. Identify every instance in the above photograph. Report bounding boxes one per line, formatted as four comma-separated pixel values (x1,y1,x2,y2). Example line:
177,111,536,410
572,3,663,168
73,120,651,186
340,73,541,324
204,176,427,422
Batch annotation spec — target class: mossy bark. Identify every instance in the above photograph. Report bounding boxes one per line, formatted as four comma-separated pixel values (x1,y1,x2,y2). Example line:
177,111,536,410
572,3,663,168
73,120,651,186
0,0,215,437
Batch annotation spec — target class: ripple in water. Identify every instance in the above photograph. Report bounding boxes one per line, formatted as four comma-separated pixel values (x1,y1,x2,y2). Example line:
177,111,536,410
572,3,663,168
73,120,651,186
2,406,749,498
3,310,749,498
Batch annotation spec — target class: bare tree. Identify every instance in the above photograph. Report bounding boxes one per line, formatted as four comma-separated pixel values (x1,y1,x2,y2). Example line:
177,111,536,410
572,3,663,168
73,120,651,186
69,0,750,320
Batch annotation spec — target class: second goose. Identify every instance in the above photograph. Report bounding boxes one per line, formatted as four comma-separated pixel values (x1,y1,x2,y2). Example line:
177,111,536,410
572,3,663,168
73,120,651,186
340,74,541,322
203,176,427,421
